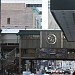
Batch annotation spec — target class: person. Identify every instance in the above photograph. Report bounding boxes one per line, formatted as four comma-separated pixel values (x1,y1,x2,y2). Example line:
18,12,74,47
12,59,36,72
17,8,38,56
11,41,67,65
73,71,75,75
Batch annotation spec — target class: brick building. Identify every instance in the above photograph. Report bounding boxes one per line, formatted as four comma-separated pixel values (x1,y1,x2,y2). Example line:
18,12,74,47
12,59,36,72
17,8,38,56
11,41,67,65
1,3,36,29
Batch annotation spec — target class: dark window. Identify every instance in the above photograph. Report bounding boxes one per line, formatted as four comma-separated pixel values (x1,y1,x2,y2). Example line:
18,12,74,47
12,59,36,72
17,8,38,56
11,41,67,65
39,11,42,14
26,4,42,7
7,18,10,24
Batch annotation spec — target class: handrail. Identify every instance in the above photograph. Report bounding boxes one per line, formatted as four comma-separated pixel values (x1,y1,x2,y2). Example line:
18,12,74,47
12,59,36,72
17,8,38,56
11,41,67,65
3,48,18,67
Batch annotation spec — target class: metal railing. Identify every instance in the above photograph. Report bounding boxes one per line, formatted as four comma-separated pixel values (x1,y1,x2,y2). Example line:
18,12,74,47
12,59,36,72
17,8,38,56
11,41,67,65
3,48,19,67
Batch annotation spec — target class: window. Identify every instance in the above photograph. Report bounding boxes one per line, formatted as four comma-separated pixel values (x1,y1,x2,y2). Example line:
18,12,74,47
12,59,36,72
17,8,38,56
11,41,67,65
7,18,10,24
21,35,40,39
26,4,42,7
39,11,42,15
32,35,40,39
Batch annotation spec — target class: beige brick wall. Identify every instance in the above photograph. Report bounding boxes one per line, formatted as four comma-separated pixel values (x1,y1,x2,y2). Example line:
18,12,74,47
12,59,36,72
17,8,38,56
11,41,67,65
1,3,36,29
1,3,25,10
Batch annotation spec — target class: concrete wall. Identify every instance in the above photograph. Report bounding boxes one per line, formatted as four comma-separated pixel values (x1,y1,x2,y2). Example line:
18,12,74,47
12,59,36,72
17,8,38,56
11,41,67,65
1,33,18,43
20,35,40,48
1,3,36,29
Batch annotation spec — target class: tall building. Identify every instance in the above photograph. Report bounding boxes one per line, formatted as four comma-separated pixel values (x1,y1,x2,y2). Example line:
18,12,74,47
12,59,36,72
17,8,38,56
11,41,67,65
1,3,37,29
1,2,42,29
24,0,42,29
1,0,61,29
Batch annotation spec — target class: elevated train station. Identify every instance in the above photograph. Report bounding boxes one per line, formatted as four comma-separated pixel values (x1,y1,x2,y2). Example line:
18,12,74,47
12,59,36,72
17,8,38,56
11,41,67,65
0,29,75,74
0,0,75,75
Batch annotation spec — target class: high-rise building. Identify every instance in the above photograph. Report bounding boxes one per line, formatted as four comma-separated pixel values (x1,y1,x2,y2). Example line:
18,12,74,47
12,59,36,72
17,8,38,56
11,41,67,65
24,0,42,29
1,3,37,29
1,0,42,29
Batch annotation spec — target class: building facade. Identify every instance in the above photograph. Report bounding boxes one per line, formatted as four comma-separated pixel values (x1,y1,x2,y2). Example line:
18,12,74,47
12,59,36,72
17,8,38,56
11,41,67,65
0,30,75,74
17,30,75,59
24,0,42,29
1,3,36,29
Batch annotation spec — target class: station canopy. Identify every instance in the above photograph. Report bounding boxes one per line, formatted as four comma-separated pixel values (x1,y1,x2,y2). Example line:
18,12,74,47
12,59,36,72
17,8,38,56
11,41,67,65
50,0,75,41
